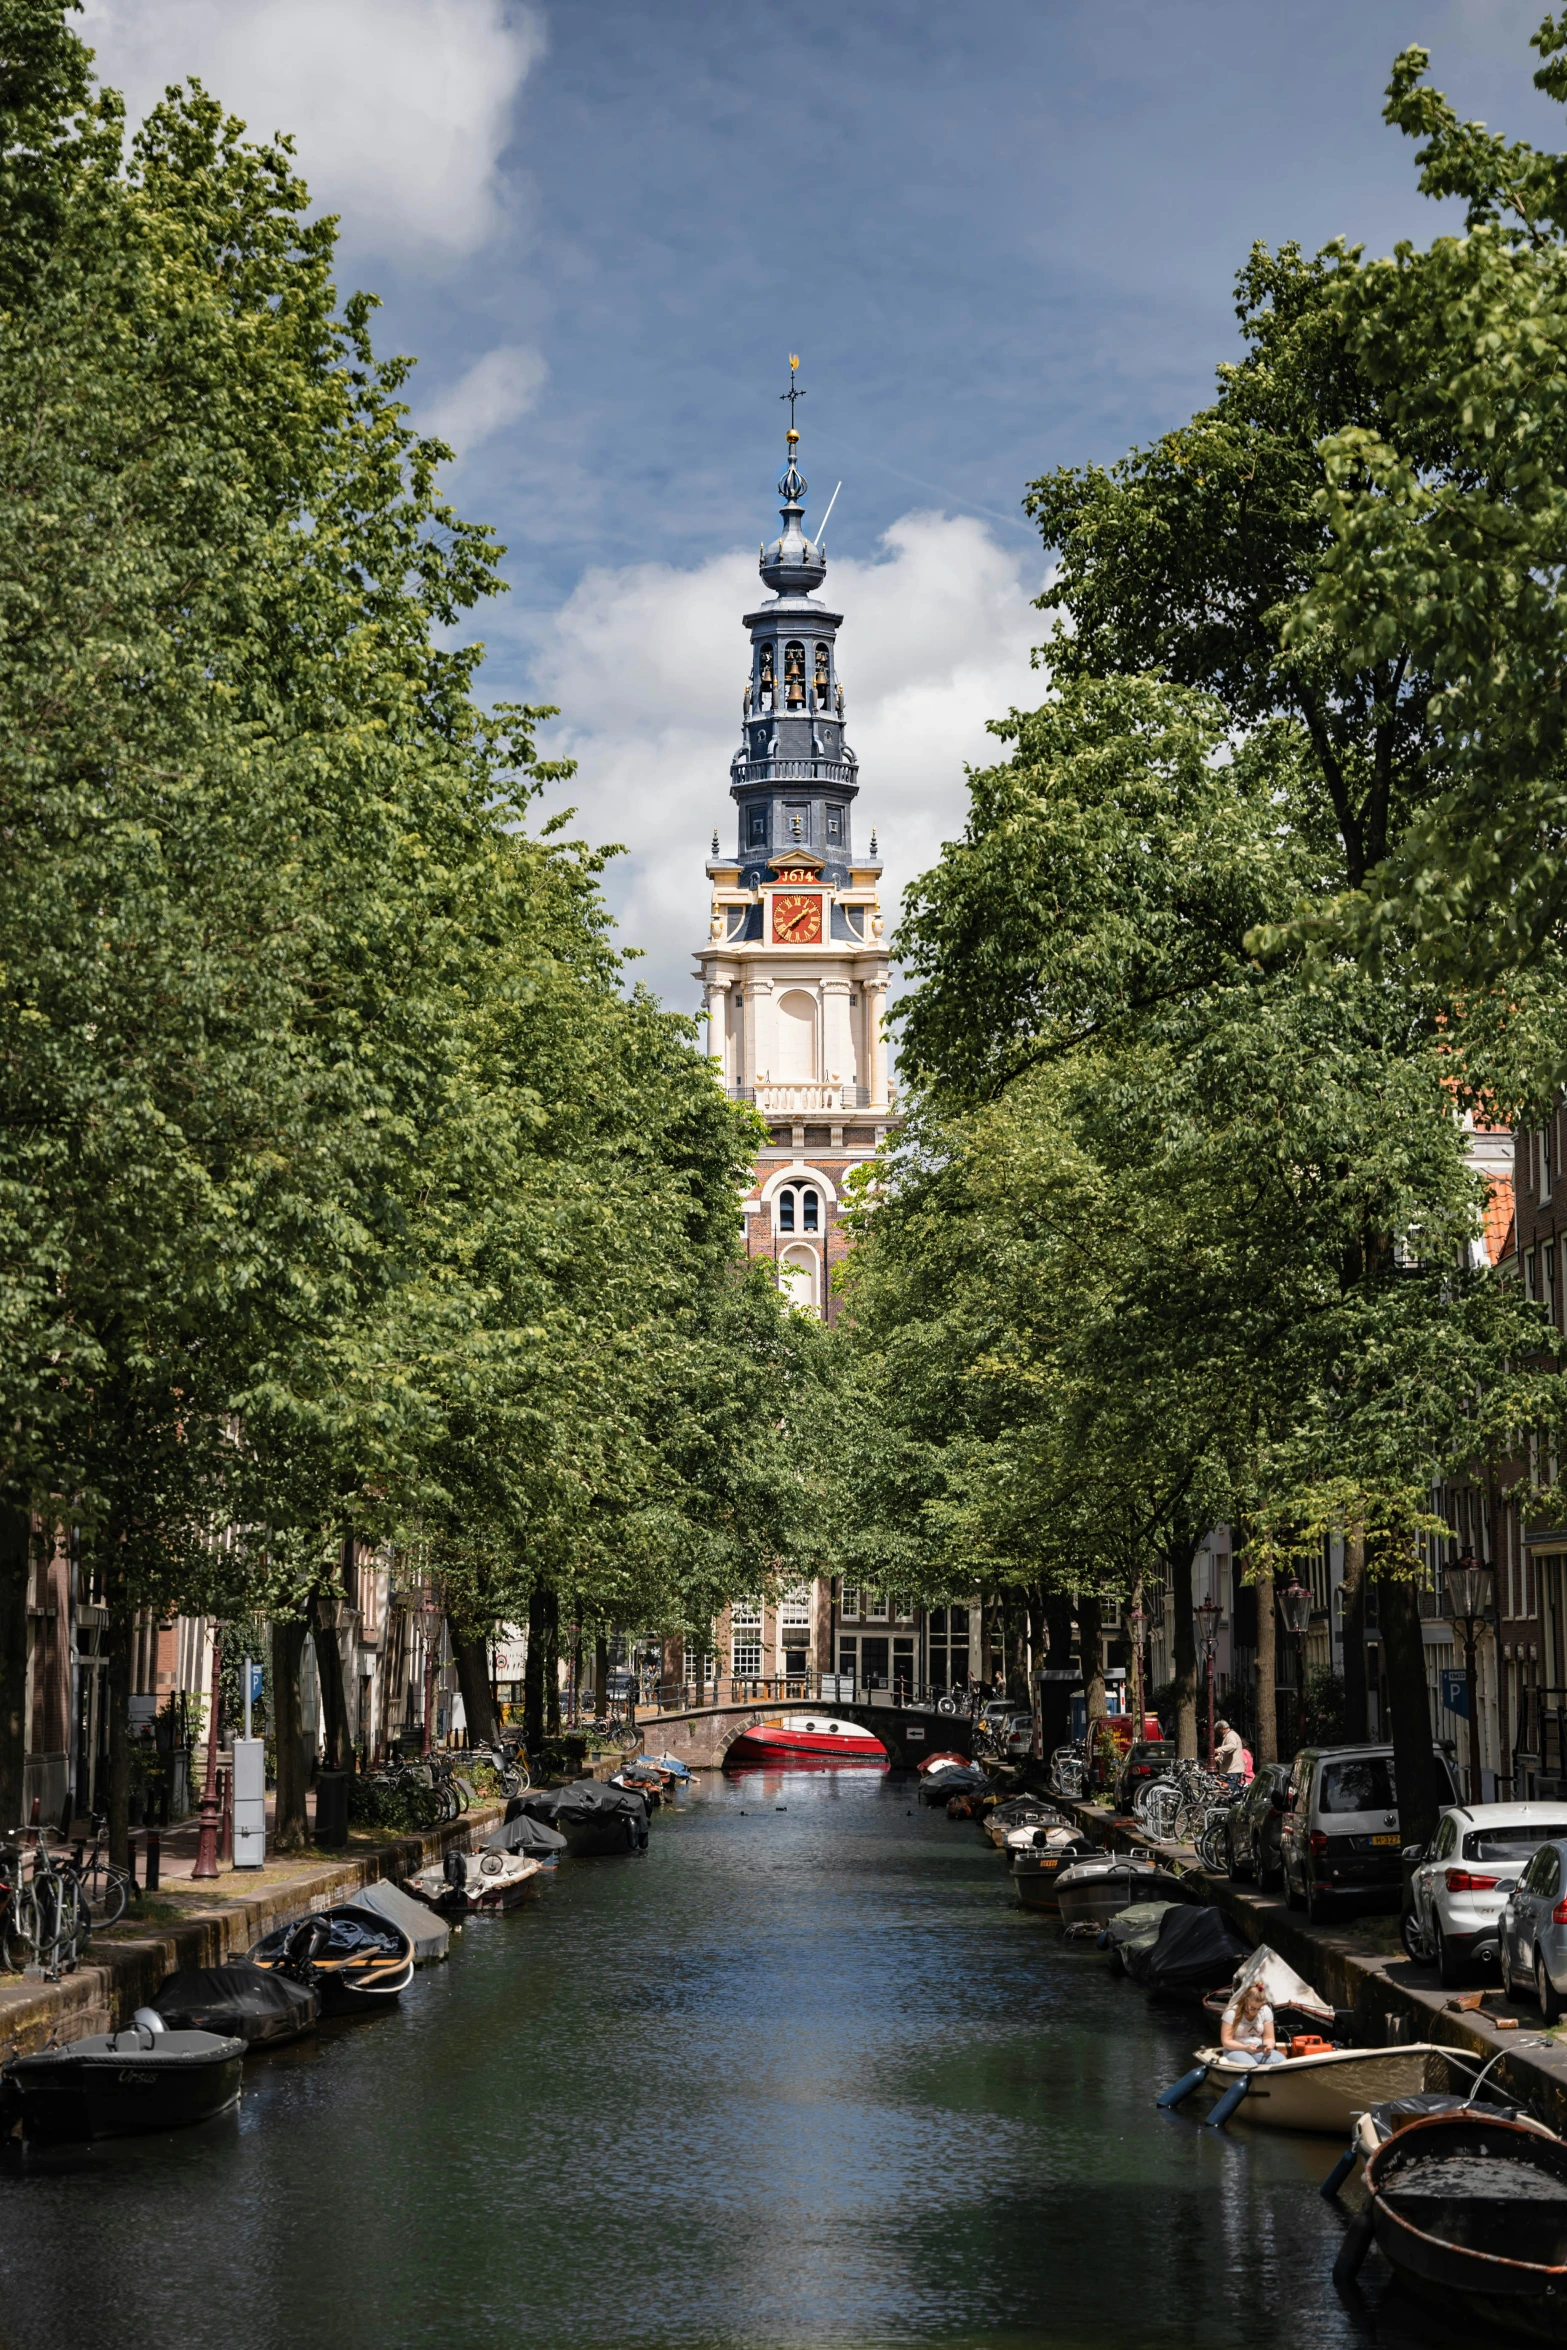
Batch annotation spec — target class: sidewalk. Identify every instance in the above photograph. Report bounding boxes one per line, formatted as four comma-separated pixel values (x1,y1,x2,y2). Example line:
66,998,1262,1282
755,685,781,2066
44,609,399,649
1053,1788,1567,2131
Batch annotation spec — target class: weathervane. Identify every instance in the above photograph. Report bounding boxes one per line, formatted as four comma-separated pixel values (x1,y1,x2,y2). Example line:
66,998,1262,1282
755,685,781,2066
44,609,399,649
780,354,805,438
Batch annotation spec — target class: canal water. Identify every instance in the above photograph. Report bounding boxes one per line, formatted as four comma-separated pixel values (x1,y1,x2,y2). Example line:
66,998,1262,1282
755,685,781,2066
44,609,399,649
1,1772,1420,2350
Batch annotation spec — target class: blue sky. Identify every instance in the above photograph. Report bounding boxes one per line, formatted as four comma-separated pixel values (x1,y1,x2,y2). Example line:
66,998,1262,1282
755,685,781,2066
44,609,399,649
84,0,1567,1005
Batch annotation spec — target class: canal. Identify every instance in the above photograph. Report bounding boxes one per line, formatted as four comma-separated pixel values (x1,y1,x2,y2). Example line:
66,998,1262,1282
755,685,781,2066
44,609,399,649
1,1772,1397,2350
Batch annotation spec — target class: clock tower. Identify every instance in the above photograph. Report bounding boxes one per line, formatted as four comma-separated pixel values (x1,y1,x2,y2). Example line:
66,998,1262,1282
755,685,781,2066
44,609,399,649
696,364,894,1319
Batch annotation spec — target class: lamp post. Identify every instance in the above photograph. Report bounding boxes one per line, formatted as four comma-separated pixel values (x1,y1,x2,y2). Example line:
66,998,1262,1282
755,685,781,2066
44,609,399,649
1123,1600,1147,1737
1445,1552,1495,1806
1195,1594,1221,1764
1281,1579,1312,1753
191,1621,222,1881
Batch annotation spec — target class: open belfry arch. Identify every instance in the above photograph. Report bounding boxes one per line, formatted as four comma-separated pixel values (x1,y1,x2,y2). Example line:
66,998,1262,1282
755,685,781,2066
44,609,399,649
696,359,895,1330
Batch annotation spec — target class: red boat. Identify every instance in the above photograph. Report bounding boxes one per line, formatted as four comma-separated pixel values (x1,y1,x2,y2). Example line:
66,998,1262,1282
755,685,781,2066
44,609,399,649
724,1713,890,1769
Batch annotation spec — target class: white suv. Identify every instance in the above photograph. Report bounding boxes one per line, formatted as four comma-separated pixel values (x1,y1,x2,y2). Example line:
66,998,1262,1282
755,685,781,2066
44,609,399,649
1404,1802,1567,1986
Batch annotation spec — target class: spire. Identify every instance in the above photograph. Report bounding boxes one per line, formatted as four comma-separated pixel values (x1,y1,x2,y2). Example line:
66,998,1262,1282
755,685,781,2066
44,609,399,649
760,354,826,596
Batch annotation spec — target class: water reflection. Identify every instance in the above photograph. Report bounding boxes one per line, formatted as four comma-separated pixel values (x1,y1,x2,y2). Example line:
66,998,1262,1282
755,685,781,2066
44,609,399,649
0,1772,1425,2349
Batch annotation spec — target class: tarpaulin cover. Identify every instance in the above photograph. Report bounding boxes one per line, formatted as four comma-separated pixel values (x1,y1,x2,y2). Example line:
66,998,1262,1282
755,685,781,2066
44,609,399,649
346,1877,451,1964
247,1905,410,1969
1102,1899,1180,1952
517,1781,648,1822
1131,1902,1247,1993
486,1803,569,1855
152,1963,318,2045
1227,1941,1334,2023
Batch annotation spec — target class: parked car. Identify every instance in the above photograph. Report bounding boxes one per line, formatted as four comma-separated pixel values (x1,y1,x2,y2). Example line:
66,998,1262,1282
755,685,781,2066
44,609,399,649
1277,1743,1460,1925
1405,1803,1567,1986
1002,1713,1036,1759
1222,1762,1291,1889
1114,1739,1173,1814
1501,1837,1567,2020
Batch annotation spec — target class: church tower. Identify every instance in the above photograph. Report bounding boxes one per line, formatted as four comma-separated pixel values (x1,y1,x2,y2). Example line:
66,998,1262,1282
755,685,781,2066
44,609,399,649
696,363,894,1318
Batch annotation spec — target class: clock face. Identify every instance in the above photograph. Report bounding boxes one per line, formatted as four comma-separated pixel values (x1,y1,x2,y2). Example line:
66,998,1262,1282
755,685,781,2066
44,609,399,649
772,892,822,945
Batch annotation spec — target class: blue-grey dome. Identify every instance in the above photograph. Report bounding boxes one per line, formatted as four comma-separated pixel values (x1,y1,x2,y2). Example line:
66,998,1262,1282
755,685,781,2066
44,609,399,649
760,454,826,594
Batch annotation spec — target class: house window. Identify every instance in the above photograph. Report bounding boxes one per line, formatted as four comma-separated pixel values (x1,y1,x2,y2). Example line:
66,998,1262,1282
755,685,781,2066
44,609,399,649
776,1186,820,1234
1547,1240,1559,1326
779,1585,811,1627
865,1591,887,1621
841,1586,860,1620
730,1596,762,1681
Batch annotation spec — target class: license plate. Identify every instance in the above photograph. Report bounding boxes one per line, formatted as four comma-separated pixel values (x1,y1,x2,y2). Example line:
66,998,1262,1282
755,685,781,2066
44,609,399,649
1371,1832,1401,1847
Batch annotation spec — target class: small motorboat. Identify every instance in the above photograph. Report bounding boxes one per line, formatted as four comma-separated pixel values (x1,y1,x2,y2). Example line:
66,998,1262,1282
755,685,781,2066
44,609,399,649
916,1751,973,1777
984,1800,1066,1849
647,1752,696,1783
1122,1901,1247,1998
0,2022,244,2142
1358,2108,1567,2333
408,1848,543,1914
516,1780,651,1855
487,1805,568,1862
247,1904,415,2013
1010,1834,1100,1909
152,1962,319,2048
920,1761,990,1807
724,1714,889,1769
1189,2039,1446,2134
1056,1855,1197,1929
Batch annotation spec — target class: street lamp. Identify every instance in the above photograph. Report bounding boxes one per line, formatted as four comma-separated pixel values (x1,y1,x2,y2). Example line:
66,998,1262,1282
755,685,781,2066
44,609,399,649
1445,1552,1495,1806
1123,1601,1147,1736
1195,1594,1221,1765
192,1621,222,1881
1281,1580,1312,1752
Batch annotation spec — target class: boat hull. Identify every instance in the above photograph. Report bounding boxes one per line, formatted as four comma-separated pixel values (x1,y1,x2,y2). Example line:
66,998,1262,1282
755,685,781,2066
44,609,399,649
1196,2043,1437,2133
1367,2110,1567,2340
1057,1863,1190,1928
725,1719,888,1769
2,2030,244,2143
1011,1847,1096,1910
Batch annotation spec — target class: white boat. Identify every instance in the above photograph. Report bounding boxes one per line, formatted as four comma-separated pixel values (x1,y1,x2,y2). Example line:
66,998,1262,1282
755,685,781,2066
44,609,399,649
408,1850,543,1914
1192,2041,1446,2133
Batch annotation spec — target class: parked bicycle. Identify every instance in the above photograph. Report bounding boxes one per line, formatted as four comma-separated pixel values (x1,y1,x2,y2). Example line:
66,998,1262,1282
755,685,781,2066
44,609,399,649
1,1825,88,1978
1047,1742,1087,1799
64,1812,132,1927
470,1740,531,1797
1136,1756,1239,1850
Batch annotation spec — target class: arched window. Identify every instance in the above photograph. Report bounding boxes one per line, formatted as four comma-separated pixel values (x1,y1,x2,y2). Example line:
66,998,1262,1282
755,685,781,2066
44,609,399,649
778,1245,818,1316
802,1188,819,1231
777,1189,796,1233
784,641,806,707
775,1185,822,1235
814,645,830,707
758,643,775,710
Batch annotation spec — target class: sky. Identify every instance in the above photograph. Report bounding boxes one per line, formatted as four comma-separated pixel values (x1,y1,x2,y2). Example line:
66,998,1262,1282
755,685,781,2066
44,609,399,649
78,0,1567,1011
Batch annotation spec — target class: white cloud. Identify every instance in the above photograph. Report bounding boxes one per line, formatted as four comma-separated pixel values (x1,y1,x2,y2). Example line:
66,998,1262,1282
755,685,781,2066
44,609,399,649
424,344,546,457
79,0,543,258
531,513,1047,1012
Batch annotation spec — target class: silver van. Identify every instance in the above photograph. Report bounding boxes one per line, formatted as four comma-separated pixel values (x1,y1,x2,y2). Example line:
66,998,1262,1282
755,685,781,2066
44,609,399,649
1277,1743,1459,1925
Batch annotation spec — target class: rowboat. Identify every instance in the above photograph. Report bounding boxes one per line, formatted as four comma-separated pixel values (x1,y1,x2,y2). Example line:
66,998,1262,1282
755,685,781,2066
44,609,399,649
724,1714,890,1769
1360,2108,1567,2338
408,1849,543,1913
247,1904,415,2013
0,2024,244,2142
1191,2040,1443,2133
152,1962,319,2048
1010,1837,1099,1910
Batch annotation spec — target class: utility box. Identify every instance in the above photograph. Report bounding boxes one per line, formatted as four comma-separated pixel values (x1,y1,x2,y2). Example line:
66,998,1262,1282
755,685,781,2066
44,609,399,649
232,1736,266,1869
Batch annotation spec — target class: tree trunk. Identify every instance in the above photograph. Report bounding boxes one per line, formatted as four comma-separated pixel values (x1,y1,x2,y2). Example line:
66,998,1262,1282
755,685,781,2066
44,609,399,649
594,1631,609,1716
309,1593,352,1772
1079,1590,1106,1722
524,1584,547,1753
1169,1542,1198,1759
271,1616,309,1851
1379,1569,1444,1848
450,1620,497,1746
106,1591,133,1871
542,1587,561,1736
1253,1568,1277,1765
661,1632,683,1700
1341,1528,1368,1742
1005,1595,1029,1703
0,1507,28,1841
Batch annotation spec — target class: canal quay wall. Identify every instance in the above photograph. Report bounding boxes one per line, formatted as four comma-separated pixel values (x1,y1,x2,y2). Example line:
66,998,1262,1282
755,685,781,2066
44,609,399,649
1056,1790,1567,2131
0,1752,631,2062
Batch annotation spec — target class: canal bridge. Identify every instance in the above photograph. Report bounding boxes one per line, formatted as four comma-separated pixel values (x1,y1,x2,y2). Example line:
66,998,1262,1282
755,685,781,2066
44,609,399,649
639,1693,974,1772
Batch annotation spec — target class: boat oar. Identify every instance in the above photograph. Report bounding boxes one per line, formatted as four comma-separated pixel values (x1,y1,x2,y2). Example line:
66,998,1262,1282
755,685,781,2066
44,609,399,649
1156,2063,1209,2111
1319,2143,1357,2202
1205,2073,1250,2128
1331,2204,1375,2290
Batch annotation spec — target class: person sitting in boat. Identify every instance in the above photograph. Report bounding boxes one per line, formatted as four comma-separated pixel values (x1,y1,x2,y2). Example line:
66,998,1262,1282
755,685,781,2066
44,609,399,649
1218,1978,1280,2066
1212,1719,1248,1784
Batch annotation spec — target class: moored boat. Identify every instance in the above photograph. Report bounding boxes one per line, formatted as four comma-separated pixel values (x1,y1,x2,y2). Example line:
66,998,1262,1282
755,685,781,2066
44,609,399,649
408,1849,542,1914
516,1780,651,1854
725,1714,889,1769
1056,1856,1197,1929
1192,2040,1444,2133
1362,2108,1567,2336
247,1904,415,2013
0,2023,244,2142
1011,1834,1099,1909
152,1962,319,2048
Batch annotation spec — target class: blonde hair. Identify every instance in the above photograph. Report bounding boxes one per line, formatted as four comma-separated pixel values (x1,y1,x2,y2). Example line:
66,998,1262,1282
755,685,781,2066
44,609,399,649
1231,1979,1268,2020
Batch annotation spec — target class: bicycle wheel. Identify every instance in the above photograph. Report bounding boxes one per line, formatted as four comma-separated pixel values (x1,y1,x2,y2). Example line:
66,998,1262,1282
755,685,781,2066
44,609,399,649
92,1863,130,1927
509,1759,531,1794
2,1882,39,1971
1195,1815,1231,1873
1142,1784,1180,1842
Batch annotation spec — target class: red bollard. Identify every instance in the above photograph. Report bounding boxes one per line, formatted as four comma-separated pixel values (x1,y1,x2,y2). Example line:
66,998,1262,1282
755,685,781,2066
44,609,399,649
144,1829,160,1893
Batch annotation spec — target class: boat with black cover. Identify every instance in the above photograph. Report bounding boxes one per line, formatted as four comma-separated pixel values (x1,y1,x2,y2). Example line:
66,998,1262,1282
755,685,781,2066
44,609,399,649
1121,1899,1246,1994
1357,2108,1567,2336
487,1803,568,1861
247,1904,414,2012
515,1779,650,1855
152,1962,318,2048
0,2021,243,2142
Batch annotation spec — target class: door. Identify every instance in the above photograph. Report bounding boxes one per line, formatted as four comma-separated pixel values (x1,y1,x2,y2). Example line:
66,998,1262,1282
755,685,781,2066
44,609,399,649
1282,1761,1311,1891
1512,1844,1557,1977
1414,1813,1457,1945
